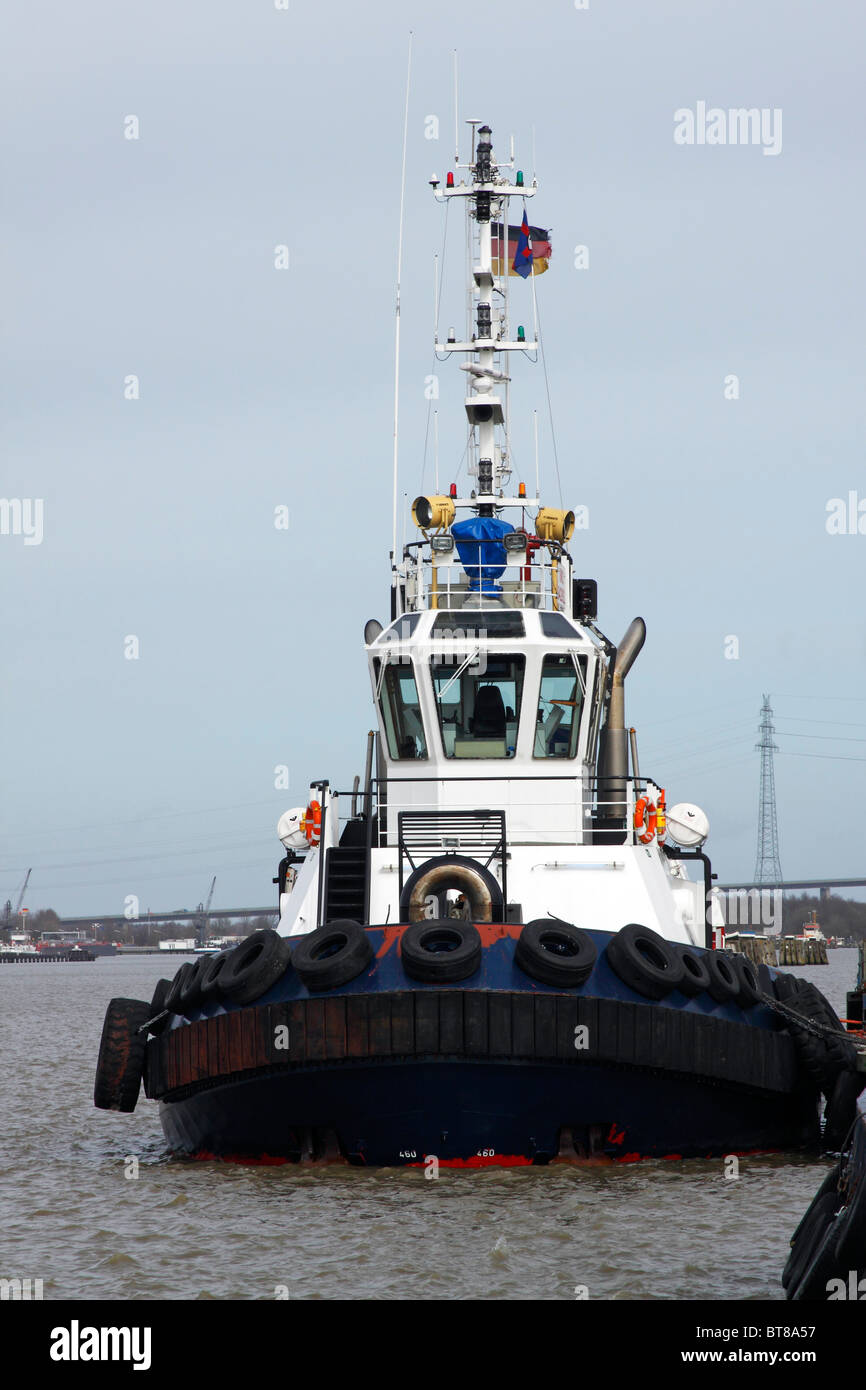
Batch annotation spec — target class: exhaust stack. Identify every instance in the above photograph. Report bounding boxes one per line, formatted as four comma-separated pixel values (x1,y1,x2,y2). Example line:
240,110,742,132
598,617,646,825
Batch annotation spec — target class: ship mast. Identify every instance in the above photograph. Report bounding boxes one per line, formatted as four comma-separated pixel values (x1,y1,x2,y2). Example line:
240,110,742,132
433,122,539,514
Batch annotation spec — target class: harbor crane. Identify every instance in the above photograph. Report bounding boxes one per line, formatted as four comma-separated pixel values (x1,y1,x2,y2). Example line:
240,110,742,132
5,869,32,928
195,876,216,945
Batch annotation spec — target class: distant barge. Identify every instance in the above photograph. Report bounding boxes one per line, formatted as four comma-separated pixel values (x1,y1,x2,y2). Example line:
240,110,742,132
0,951,95,964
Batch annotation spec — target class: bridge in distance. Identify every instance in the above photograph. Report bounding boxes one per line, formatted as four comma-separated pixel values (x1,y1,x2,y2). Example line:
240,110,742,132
56,876,866,930
58,907,278,930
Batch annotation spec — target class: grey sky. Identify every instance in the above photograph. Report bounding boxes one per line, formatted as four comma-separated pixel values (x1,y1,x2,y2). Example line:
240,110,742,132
3,0,865,918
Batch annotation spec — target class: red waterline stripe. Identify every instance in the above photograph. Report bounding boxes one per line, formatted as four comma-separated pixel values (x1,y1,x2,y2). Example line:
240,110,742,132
186,1144,786,1167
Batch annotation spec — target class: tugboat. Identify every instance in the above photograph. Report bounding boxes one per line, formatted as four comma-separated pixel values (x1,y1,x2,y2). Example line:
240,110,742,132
94,121,865,1166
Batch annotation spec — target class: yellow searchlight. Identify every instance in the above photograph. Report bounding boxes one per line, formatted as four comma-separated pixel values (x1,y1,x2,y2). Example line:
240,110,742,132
535,507,575,543
412,495,456,532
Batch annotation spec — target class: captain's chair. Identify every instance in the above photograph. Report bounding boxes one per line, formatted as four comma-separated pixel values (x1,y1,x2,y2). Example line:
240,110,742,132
471,685,506,739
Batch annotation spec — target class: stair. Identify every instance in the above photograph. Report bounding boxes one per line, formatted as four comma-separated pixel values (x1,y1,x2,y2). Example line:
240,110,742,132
324,846,368,924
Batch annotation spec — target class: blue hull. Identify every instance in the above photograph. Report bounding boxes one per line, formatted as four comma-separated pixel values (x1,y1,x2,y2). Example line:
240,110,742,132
158,1058,817,1166
147,928,821,1166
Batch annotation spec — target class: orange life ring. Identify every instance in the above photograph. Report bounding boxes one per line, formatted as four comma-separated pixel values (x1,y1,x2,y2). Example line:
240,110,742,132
633,796,657,844
301,800,322,846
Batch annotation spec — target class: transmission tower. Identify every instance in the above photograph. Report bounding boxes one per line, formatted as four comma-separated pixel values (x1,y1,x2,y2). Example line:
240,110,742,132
754,694,782,883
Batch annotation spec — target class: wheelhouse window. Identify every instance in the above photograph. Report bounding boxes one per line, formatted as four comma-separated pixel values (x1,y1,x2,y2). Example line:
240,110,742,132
375,659,428,760
534,653,586,759
432,654,525,758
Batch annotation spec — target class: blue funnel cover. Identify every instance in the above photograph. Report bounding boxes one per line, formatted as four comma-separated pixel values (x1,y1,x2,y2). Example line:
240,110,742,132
451,517,514,594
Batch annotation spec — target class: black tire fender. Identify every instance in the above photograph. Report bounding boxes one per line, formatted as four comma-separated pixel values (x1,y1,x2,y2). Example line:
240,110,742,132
219,929,292,1005
199,949,232,1000
705,950,739,1004
834,1122,866,1267
782,1191,840,1296
788,1162,840,1249
292,920,373,993
93,997,151,1112
177,954,211,1012
731,953,762,1008
164,962,196,1016
147,978,173,1034
400,919,482,984
674,945,711,997
515,919,597,988
773,971,801,1004
823,1070,866,1154
605,923,684,1000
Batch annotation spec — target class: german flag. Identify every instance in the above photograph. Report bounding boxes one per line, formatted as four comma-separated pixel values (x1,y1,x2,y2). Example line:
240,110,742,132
491,220,551,277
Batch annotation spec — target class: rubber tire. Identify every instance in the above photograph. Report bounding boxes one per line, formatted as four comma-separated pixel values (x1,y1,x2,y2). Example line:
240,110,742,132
788,1162,840,1247
148,978,173,1035
177,954,210,1012
782,1189,838,1290
786,981,858,1090
834,1125,866,1267
400,919,482,984
823,1071,866,1153
675,945,711,998
783,1192,840,1299
704,950,739,1004
93,997,151,1112
219,929,292,1005
292,921,373,993
199,949,232,1000
605,923,684,1000
773,971,801,1003
731,953,762,1008
515,919,597,988
165,962,196,1015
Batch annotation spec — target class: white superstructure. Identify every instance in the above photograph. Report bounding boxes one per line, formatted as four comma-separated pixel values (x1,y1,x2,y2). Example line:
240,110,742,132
276,123,710,948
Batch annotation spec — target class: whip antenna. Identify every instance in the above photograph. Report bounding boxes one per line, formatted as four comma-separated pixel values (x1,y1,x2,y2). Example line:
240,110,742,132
391,33,413,566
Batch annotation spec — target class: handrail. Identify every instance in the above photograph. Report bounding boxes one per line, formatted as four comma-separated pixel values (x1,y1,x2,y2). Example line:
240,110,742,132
402,552,568,614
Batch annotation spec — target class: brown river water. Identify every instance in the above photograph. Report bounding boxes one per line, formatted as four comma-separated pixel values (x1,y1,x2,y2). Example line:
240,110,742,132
0,949,860,1301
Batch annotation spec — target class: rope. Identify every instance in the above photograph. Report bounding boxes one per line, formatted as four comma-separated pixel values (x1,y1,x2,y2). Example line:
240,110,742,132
760,991,862,1044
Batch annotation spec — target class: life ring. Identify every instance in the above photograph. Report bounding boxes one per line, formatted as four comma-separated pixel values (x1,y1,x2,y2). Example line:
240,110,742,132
292,920,373,992
301,800,322,847
219,929,292,1005
515,919,597,988
93,997,151,1112
605,923,684,999
400,919,482,983
633,797,657,844
400,855,503,924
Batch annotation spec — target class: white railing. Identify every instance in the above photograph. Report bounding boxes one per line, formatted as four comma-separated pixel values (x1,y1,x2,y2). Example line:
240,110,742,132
401,553,568,614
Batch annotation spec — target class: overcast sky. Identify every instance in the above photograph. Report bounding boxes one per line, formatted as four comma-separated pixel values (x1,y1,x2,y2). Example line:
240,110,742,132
3,0,865,920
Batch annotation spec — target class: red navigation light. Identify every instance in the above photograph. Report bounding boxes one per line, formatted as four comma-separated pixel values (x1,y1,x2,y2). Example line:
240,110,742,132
518,482,526,498
449,483,457,499
446,172,455,188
